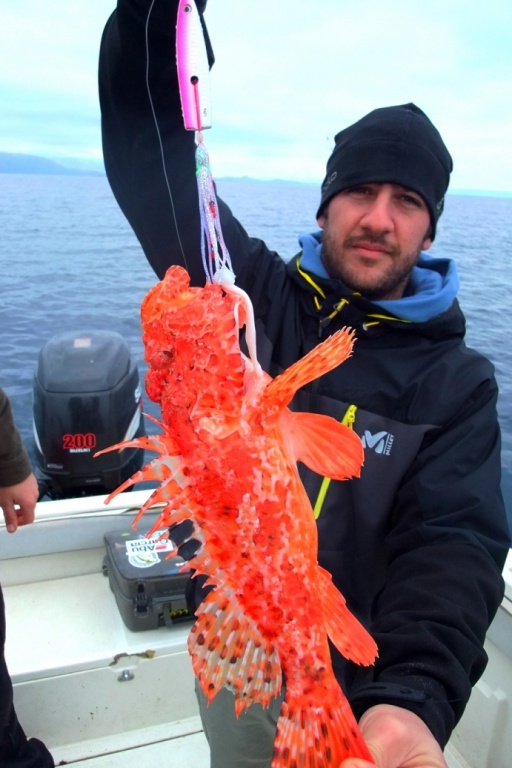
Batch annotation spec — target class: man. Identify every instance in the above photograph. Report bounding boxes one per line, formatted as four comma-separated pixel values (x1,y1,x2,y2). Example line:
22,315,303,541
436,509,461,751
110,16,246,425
0,388,55,767
98,2,511,766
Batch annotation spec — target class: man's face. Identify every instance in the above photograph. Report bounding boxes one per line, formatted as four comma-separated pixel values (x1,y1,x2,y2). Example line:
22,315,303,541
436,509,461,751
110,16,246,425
318,183,432,301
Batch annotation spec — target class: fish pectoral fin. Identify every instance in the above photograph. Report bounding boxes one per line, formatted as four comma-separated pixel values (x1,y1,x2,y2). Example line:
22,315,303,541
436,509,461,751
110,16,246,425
285,411,364,480
188,586,282,714
316,566,378,666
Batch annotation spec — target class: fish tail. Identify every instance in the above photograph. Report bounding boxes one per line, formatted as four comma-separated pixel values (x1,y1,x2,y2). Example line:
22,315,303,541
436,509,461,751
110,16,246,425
272,695,374,768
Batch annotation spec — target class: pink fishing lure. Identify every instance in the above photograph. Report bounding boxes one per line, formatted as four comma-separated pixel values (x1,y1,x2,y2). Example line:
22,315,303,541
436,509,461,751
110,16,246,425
176,0,232,284
176,0,212,130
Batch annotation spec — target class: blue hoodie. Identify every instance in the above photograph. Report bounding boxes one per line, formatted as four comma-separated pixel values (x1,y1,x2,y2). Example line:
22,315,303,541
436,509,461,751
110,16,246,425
298,231,460,324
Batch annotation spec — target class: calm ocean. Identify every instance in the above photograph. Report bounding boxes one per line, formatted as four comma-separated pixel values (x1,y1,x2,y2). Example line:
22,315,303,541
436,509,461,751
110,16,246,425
1,174,511,525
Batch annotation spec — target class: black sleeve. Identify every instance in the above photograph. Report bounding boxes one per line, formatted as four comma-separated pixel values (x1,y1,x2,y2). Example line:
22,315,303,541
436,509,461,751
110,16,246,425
99,0,252,286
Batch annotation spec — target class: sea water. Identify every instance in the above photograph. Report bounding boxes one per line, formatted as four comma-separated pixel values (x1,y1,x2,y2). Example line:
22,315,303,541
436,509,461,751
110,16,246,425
0,174,510,527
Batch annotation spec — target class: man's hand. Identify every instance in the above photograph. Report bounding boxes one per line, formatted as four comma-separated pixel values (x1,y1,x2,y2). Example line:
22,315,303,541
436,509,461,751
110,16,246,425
0,473,39,532
341,704,448,768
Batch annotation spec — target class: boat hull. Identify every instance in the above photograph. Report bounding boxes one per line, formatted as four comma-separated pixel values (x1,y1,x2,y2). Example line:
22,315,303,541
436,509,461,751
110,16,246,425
1,493,511,767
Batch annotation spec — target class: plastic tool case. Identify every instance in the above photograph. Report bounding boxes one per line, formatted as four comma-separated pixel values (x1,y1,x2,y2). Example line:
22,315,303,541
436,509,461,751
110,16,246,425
103,529,192,631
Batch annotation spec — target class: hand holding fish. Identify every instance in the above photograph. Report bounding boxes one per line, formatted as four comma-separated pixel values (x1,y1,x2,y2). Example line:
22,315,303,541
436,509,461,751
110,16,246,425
340,705,449,768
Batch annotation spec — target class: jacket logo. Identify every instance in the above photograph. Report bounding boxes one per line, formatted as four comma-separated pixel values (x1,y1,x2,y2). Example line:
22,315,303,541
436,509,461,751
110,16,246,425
362,430,394,456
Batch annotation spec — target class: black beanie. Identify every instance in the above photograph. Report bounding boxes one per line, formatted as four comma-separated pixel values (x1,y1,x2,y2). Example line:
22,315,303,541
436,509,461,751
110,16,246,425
318,103,453,239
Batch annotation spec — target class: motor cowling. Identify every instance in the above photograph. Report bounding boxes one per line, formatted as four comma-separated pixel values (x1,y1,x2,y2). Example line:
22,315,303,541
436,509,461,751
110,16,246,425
33,330,146,499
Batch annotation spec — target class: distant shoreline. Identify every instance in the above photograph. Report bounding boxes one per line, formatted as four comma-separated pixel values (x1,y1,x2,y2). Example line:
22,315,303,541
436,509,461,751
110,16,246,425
1,152,511,198
0,152,103,176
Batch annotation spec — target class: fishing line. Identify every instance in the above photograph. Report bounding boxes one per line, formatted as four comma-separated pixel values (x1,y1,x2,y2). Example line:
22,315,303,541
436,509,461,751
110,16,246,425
144,0,189,271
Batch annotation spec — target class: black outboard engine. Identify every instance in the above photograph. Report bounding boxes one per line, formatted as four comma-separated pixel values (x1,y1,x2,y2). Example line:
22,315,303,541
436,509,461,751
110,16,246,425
33,330,146,499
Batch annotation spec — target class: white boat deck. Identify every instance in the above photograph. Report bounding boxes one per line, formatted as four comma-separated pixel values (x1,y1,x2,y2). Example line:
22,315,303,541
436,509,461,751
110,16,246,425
1,492,511,767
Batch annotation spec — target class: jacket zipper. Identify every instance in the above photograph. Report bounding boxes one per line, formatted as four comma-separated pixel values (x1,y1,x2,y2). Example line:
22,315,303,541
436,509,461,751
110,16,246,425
313,404,358,519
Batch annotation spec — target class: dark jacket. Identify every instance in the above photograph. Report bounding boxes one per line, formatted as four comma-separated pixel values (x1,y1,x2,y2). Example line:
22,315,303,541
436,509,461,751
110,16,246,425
0,388,32,488
99,0,511,747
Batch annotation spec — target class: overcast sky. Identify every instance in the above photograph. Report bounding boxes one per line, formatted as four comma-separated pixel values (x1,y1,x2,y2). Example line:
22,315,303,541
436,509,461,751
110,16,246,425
1,1,511,192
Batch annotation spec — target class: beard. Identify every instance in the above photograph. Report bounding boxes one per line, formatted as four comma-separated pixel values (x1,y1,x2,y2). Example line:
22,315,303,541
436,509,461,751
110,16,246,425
321,228,422,301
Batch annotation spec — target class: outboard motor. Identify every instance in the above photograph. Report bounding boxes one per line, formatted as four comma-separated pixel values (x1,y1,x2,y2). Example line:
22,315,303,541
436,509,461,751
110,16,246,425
33,330,146,499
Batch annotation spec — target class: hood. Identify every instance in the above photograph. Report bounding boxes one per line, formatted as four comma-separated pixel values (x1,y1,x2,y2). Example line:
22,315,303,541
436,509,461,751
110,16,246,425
298,231,459,324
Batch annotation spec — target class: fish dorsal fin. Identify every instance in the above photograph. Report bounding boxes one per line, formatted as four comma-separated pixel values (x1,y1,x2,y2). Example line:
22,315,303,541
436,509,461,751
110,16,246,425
188,585,282,715
316,565,378,666
264,327,356,408
284,410,364,480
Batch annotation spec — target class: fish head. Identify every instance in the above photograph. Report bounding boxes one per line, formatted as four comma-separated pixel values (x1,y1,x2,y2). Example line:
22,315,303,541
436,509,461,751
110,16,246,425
141,266,247,419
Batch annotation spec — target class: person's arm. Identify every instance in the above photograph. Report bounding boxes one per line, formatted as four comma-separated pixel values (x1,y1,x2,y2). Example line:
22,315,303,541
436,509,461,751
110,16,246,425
99,0,200,281
0,388,38,532
348,369,510,750
99,0,251,285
